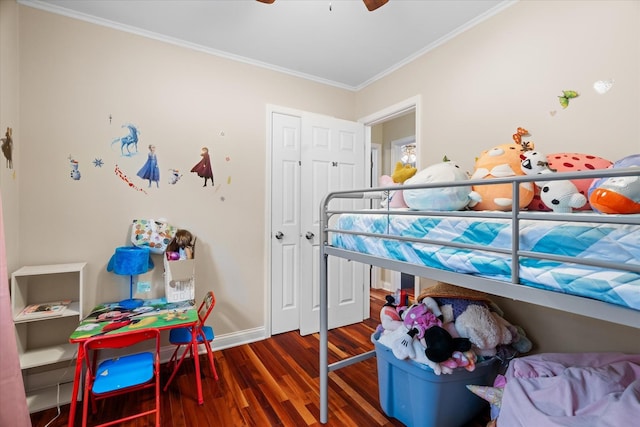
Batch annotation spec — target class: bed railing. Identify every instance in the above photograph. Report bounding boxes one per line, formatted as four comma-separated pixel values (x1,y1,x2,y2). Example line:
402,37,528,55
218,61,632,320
318,167,640,424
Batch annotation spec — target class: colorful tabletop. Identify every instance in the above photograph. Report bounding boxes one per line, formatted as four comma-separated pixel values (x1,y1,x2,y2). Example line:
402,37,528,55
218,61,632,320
70,298,197,342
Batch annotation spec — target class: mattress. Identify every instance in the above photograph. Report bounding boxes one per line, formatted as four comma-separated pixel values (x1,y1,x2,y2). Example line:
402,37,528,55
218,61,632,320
331,212,640,311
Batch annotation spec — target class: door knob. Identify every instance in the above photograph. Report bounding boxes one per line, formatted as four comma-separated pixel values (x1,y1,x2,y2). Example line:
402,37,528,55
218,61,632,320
275,231,284,240
305,231,315,240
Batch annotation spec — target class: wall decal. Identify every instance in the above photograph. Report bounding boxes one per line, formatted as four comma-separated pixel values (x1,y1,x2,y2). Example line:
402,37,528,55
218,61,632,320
512,127,529,145
93,158,104,167
137,144,160,188
168,169,182,185
593,79,614,94
111,123,140,157
558,90,579,109
1,127,13,169
114,164,147,194
191,146,215,187
69,155,81,180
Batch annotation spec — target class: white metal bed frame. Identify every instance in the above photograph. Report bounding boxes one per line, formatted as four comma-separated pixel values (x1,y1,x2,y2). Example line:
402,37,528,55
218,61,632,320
318,167,640,424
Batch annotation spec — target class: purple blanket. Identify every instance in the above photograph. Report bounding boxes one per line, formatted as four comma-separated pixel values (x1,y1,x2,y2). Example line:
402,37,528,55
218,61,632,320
498,353,640,427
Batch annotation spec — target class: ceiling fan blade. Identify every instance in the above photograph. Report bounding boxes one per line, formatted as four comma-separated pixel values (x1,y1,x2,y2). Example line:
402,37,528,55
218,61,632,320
363,0,389,12
256,0,388,11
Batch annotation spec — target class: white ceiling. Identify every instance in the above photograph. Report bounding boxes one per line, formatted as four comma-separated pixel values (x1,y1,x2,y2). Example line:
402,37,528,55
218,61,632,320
22,0,514,90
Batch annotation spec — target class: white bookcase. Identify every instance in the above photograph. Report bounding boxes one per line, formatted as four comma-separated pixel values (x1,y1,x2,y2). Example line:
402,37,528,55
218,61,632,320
11,262,86,413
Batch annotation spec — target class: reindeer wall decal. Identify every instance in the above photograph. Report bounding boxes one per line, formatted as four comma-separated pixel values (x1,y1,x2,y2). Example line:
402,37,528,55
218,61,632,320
111,124,140,157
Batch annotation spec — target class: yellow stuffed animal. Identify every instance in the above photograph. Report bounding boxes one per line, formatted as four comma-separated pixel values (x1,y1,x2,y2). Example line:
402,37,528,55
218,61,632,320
392,161,417,183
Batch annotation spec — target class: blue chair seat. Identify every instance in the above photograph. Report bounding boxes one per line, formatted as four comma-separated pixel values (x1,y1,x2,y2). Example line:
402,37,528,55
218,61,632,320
92,352,154,394
169,325,214,344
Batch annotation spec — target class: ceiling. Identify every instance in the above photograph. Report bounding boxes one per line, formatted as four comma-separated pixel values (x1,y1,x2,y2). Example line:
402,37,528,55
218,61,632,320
23,0,513,90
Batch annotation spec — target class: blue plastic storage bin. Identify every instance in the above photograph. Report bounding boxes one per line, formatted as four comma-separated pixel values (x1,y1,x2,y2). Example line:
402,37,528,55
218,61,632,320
373,332,499,427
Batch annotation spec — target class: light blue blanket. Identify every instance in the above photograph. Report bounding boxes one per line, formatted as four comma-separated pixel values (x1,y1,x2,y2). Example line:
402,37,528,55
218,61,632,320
333,213,640,310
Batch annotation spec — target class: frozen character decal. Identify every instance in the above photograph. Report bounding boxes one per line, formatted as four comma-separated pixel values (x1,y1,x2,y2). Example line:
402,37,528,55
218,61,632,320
168,169,182,185
69,156,81,180
112,123,140,157
191,146,214,187
137,144,160,188
1,127,13,169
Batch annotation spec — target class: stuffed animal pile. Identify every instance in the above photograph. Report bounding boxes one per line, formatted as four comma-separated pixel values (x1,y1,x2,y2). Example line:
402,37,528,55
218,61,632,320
377,282,532,375
378,127,638,216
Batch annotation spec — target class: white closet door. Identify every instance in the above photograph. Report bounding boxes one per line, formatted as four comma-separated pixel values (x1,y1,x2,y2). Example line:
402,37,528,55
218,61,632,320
299,113,365,336
271,113,302,334
271,110,366,336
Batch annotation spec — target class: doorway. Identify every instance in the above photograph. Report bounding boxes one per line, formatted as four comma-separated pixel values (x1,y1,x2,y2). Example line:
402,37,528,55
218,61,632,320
361,96,421,294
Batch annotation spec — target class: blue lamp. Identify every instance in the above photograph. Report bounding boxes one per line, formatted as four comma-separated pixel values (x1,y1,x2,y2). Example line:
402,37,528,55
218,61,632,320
107,246,154,309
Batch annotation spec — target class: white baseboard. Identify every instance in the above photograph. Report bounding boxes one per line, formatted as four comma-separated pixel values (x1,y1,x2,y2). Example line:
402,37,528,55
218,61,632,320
159,326,268,362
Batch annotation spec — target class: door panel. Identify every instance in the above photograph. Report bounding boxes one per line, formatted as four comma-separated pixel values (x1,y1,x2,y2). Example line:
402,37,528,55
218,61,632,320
271,113,301,334
300,114,365,335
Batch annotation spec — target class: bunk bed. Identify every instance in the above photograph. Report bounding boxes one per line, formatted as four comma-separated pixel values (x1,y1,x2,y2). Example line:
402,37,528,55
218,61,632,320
318,167,640,424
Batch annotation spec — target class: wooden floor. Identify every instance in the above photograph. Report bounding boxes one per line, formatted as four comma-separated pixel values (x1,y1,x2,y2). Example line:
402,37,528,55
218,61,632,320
30,289,490,427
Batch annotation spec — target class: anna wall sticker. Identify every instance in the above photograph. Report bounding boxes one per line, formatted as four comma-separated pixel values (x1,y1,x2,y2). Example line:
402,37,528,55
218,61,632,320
191,146,214,187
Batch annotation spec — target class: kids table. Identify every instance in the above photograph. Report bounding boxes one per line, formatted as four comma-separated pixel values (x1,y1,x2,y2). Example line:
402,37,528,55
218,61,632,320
67,298,205,426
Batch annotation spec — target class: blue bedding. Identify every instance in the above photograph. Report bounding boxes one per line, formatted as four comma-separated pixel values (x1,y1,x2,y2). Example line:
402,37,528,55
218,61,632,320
332,213,640,311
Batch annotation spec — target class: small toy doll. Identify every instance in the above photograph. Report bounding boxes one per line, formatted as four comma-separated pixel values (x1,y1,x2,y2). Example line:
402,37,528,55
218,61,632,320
165,229,195,260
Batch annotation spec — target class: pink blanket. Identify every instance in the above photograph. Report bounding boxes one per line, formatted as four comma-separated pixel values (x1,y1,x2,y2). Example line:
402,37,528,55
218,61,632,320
497,353,640,427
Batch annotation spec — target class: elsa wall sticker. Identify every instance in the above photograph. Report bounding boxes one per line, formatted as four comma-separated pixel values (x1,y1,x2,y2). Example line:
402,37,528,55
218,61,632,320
191,146,214,187
112,123,140,157
137,144,160,188
1,127,13,169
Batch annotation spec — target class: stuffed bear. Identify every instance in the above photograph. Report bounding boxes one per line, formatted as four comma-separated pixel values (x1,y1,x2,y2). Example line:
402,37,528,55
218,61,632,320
403,158,481,211
470,140,535,211
379,295,405,332
379,175,408,208
588,154,640,214
379,161,418,209
392,161,418,184
528,152,612,211
419,282,530,358
521,150,587,213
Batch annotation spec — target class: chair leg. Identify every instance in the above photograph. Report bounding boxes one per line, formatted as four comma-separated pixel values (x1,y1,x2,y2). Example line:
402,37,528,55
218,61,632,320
163,343,192,392
167,344,181,372
203,340,218,380
82,367,91,427
155,357,161,427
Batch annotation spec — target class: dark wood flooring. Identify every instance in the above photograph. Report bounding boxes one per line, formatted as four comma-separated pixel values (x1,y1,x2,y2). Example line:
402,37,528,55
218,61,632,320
30,289,490,427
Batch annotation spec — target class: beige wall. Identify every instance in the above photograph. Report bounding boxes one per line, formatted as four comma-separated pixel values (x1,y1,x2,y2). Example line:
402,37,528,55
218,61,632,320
0,0,20,271
356,0,640,353
3,0,640,353
357,0,640,173
13,5,356,339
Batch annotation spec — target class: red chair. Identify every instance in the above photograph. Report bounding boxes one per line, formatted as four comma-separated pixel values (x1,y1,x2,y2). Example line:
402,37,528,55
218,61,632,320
164,290,218,391
82,329,161,427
